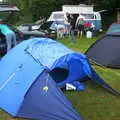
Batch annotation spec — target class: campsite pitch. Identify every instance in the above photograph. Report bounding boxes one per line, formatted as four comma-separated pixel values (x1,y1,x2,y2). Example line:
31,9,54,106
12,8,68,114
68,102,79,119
0,36,120,120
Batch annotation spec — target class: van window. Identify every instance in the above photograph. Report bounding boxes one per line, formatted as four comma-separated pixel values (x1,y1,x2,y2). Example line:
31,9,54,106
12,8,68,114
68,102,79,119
53,14,64,19
81,14,94,19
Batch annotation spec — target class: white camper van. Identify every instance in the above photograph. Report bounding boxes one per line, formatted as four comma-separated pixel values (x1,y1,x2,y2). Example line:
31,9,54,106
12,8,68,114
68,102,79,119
48,4,94,22
48,4,102,31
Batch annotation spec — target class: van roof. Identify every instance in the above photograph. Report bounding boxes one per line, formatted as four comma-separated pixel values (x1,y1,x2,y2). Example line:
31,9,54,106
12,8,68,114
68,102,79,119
52,11,65,14
62,4,94,7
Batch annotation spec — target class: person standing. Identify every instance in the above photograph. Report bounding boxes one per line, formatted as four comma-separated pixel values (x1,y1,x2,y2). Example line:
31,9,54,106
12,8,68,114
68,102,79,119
64,12,71,37
66,13,76,43
0,19,16,52
76,18,84,38
76,15,85,38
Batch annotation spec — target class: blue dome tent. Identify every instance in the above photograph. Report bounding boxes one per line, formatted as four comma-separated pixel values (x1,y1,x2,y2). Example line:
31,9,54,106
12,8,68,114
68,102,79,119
0,38,119,120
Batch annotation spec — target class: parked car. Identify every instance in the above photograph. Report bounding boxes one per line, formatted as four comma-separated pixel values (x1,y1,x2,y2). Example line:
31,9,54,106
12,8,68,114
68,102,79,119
18,21,57,39
17,23,50,39
39,21,57,38
17,23,41,31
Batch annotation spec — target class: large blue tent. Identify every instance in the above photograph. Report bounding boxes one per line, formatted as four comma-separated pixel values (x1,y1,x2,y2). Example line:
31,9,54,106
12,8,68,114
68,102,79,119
0,38,119,120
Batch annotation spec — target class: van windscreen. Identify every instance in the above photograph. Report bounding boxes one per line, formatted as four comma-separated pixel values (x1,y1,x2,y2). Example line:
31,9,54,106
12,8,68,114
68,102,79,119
81,14,94,19
53,14,64,19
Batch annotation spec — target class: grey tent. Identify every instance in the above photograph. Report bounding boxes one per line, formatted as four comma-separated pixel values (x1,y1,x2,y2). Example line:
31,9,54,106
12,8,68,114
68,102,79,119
86,23,120,68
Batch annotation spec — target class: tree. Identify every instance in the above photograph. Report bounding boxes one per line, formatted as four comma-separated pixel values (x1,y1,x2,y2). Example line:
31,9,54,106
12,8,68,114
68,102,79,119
6,0,119,24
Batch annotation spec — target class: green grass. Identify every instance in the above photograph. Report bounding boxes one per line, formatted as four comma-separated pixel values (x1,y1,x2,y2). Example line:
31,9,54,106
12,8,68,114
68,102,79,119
60,36,120,120
0,35,120,120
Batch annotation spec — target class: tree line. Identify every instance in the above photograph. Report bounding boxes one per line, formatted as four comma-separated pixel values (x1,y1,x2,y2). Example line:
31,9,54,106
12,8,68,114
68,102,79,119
3,0,119,25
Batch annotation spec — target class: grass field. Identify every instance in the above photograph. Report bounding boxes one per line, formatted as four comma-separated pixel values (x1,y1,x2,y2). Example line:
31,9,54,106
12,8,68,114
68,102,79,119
0,35,120,120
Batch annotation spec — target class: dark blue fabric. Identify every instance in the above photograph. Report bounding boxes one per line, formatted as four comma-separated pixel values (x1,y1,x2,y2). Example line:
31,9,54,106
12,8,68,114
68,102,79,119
18,71,82,120
54,54,87,88
71,81,85,91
